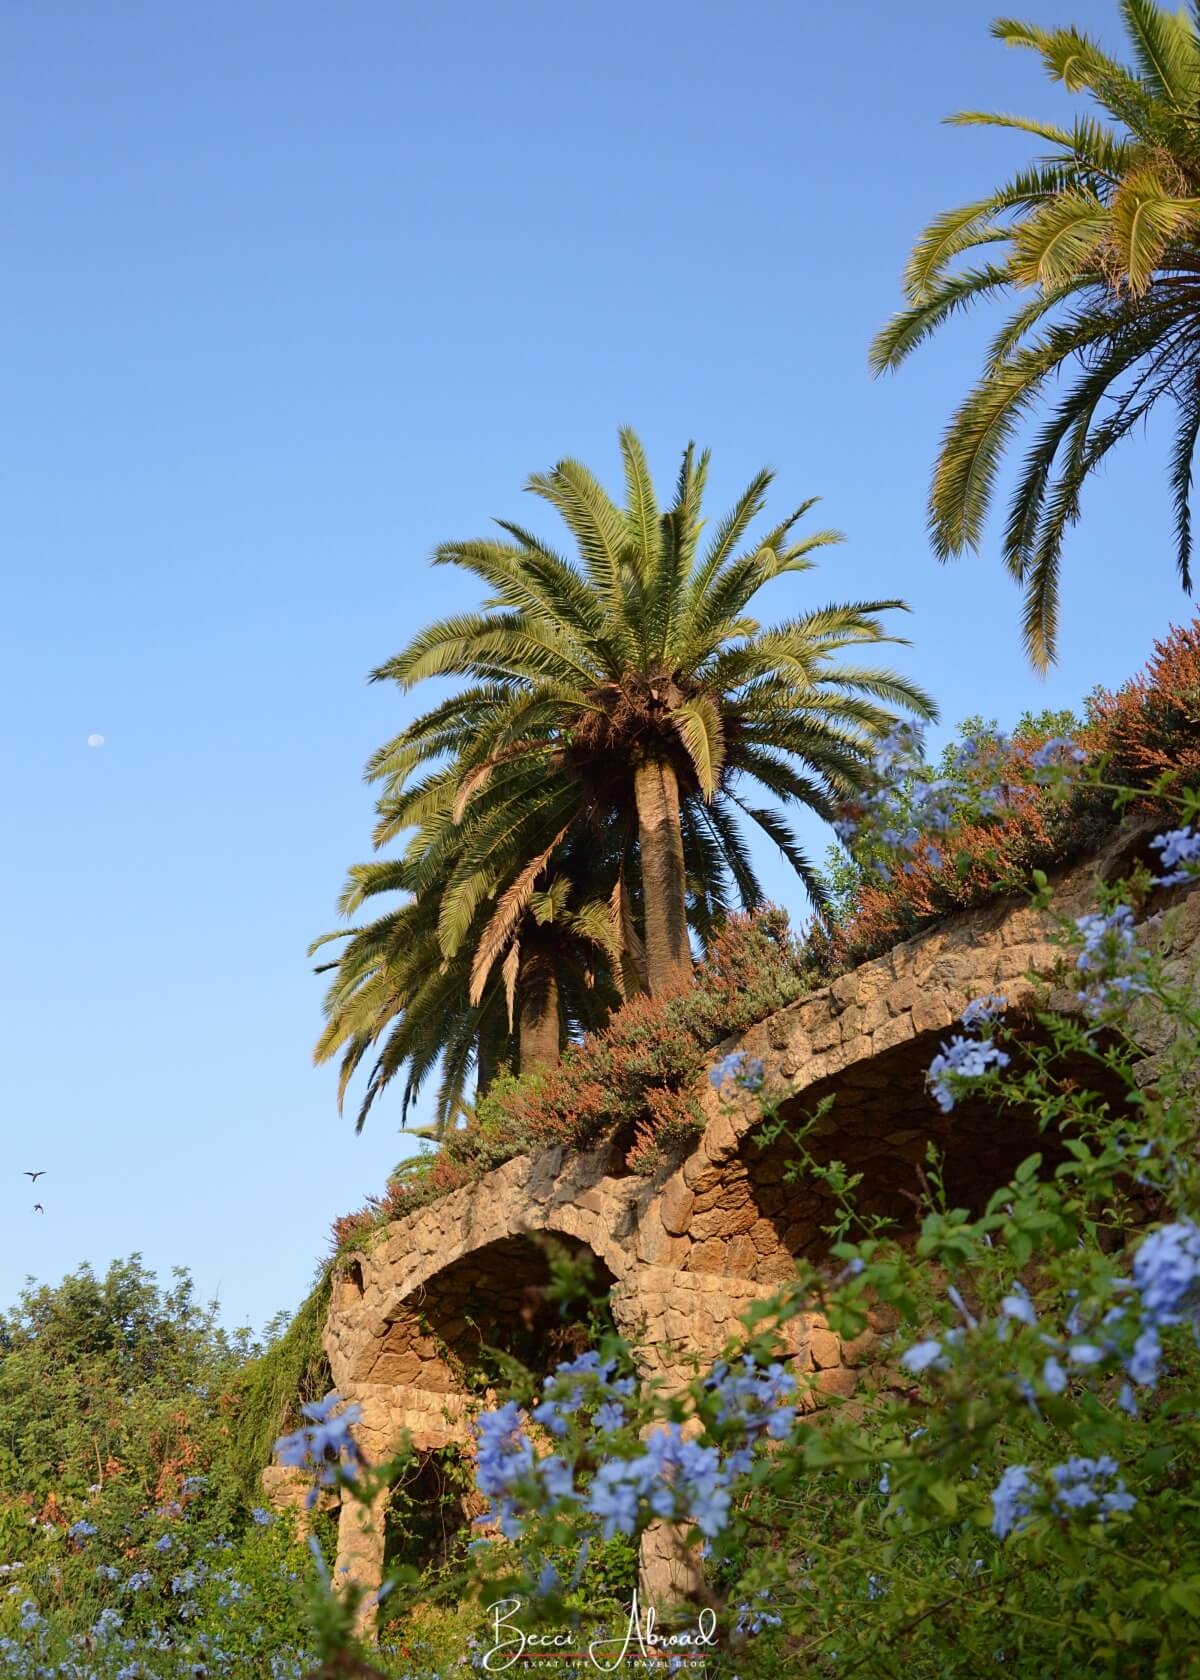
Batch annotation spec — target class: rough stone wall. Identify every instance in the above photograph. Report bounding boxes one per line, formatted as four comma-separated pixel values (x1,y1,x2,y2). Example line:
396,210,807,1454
308,821,1199,1611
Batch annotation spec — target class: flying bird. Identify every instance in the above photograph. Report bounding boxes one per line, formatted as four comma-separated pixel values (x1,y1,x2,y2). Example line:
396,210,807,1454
25,1171,46,1182
33,1203,44,1214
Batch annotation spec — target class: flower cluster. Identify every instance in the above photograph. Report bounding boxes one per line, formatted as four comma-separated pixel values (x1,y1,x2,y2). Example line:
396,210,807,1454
1073,904,1150,1019
1029,736,1088,777
1121,1219,1200,1390
927,994,1012,1113
1049,1456,1135,1520
588,1425,732,1540
990,1465,1034,1539
1150,826,1200,888
992,1456,1134,1539
273,1391,365,1507
530,1349,634,1440
470,1350,796,1556
832,722,930,854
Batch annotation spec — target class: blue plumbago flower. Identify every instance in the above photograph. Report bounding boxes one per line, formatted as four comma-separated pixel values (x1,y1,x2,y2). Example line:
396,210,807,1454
737,1056,765,1091
1079,972,1152,1018
180,1475,207,1493
592,1400,626,1434
991,1465,1034,1538
873,720,926,775
534,1558,561,1599
92,1607,125,1640
479,1354,789,1552
927,1035,1010,1113
899,1338,946,1374
1073,904,1152,1017
705,1356,796,1443
1000,1282,1037,1327
298,1391,365,1457
1042,1357,1067,1394
251,1506,274,1526
1150,826,1200,888
274,1391,365,1503
709,1051,742,1090
554,1350,613,1379
1077,907,1136,969
95,1564,121,1582
588,1459,641,1540
533,1350,621,1437
1068,1342,1105,1365
531,1397,571,1438
1050,1456,1135,1520
537,1456,577,1503
947,1284,978,1328
1132,1220,1200,1328
153,1534,173,1553
68,1518,97,1541
1030,736,1087,778
126,1570,154,1592
473,1400,535,1537
961,993,1009,1030
1127,1325,1163,1388
584,1421,745,1542
734,1590,783,1634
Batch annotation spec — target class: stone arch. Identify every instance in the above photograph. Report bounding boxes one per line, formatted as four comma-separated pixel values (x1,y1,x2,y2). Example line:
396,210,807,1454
350,1230,620,1391
682,1012,1137,1286
324,1194,643,1612
742,1019,1129,1269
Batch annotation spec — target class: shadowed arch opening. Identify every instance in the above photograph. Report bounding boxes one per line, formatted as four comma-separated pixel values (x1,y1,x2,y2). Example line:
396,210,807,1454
355,1232,619,1389
711,1019,1137,1282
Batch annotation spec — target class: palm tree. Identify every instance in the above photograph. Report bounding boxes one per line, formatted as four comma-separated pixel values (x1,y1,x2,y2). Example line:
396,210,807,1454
312,834,623,1132
370,430,935,997
468,868,624,1072
873,2,1200,668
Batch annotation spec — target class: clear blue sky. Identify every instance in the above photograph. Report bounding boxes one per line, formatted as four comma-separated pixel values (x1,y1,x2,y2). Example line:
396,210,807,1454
1,0,1189,1334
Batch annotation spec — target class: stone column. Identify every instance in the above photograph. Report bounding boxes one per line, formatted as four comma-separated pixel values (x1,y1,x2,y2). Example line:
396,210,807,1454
334,1480,389,1636
639,1518,706,1608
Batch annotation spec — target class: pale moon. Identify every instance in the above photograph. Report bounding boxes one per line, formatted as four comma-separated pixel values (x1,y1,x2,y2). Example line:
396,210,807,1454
86,734,105,748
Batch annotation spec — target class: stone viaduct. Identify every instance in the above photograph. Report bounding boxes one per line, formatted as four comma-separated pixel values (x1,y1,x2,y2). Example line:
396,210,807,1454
299,821,1198,1607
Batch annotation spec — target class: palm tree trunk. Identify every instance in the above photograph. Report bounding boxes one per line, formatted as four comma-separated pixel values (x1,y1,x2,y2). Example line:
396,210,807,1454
633,756,693,995
518,954,560,1073
476,1028,499,1101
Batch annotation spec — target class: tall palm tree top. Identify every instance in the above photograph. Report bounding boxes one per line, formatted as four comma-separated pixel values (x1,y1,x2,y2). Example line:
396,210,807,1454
369,430,935,964
873,2,1200,667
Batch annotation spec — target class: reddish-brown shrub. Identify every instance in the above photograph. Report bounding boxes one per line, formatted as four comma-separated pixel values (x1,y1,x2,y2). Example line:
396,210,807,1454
329,909,811,1248
1087,617,1200,789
